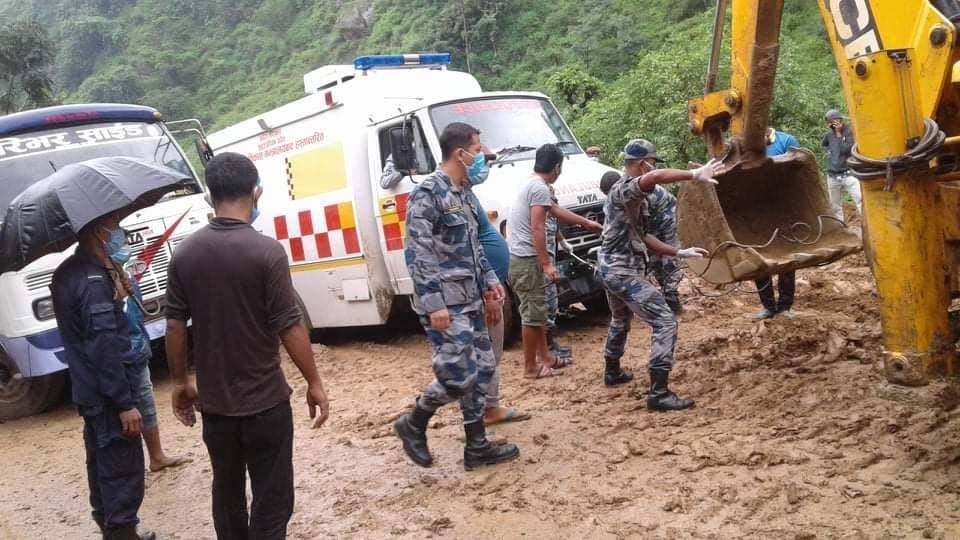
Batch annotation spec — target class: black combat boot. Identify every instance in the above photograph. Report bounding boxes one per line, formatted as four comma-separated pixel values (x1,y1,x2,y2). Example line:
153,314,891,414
603,356,634,387
646,369,694,411
463,420,519,471
394,401,435,467
547,327,572,359
664,292,683,315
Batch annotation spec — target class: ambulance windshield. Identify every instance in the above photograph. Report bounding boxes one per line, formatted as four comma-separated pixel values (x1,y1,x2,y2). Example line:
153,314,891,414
429,98,581,162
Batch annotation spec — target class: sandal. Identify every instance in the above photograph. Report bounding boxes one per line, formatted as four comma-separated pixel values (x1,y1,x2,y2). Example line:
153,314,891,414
484,407,533,426
551,354,573,369
524,365,562,379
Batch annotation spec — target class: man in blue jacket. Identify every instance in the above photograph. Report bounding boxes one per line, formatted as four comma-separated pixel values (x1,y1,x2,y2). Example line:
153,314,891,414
51,211,155,540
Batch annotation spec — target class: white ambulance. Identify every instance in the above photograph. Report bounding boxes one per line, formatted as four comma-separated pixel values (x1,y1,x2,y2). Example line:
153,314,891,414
206,53,610,333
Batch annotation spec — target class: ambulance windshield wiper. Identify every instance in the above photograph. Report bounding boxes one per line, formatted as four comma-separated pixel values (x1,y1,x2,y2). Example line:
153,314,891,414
495,145,536,157
492,145,536,165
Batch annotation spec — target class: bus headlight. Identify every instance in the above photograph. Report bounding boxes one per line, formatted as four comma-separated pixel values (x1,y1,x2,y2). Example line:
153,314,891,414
33,297,55,321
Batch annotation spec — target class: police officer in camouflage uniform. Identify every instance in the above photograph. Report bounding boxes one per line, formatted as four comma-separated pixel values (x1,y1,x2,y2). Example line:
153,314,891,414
598,139,720,411
645,185,684,314
544,193,573,362
600,169,684,315
394,122,520,470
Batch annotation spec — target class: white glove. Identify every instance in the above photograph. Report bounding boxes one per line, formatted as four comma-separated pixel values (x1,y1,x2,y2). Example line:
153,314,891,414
677,247,709,258
691,158,722,184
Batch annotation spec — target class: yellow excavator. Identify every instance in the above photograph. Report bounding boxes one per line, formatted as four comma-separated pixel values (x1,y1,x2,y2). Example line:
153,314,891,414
680,0,960,386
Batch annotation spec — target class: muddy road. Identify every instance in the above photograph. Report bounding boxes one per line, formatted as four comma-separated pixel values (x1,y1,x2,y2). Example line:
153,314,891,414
1,253,959,539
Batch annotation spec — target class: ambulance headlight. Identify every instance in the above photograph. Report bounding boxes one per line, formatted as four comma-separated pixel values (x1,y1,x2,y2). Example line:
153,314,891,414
33,297,55,321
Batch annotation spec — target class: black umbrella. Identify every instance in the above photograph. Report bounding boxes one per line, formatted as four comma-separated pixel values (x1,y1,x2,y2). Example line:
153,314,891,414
0,156,192,274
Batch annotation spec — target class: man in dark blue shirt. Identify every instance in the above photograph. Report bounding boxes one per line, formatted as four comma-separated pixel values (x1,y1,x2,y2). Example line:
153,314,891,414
51,211,155,540
470,182,531,426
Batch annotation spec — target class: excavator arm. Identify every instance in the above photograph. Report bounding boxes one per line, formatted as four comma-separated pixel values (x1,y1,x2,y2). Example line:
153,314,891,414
682,0,960,385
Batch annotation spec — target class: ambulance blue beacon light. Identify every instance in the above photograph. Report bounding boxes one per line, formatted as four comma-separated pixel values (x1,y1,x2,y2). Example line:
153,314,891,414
353,53,452,71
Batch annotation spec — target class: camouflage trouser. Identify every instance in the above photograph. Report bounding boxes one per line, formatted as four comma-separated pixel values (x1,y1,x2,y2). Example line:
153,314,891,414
600,272,678,372
545,276,559,331
647,185,682,296
417,311,496,424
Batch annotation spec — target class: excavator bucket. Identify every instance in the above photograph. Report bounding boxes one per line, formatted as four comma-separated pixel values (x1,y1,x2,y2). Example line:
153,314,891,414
677,147,862,284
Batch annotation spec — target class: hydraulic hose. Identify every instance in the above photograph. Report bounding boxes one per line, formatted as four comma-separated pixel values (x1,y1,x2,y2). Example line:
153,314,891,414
847,118,945,190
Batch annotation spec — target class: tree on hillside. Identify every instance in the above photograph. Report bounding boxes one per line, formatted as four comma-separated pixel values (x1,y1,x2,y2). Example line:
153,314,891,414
546,65,602,118
0,21,55,115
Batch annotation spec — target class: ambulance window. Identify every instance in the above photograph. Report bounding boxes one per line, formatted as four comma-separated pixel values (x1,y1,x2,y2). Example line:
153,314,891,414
378,119,435,175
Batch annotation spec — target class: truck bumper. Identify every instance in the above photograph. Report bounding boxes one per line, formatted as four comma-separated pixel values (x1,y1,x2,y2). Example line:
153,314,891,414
0,315,169,379
556,258,603,306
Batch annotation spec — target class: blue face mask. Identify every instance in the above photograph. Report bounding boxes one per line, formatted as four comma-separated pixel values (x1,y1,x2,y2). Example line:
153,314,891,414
104,228,131,265
464,150,489,186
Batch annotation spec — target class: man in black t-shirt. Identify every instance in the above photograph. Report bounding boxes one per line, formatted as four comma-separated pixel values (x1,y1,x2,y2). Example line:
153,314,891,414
165,152,330,540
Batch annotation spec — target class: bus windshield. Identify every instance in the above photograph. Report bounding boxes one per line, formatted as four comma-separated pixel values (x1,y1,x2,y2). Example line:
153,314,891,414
429,97,582,162
0,121,201,211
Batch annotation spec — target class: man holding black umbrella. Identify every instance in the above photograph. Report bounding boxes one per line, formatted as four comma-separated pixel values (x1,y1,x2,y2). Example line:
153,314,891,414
1,156,192,539
51,210,155,540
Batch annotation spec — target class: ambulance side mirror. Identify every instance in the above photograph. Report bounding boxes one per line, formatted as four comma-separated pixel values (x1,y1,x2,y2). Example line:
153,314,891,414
195,138,214,167
388,126,417,172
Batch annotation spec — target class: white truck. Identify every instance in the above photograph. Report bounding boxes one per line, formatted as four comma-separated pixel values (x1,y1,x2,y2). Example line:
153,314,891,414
0,104,210,420
206,53,610,334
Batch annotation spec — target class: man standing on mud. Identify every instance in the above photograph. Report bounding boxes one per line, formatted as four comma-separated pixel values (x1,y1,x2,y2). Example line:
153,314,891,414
165,152,330,539
755,127,801,320
507,144,601,379
598,139,719,410
51,211,156,540
822,109,861,221
394,122,520,470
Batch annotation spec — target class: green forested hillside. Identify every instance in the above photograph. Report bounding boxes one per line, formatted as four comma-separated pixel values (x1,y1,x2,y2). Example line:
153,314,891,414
0,0,843,165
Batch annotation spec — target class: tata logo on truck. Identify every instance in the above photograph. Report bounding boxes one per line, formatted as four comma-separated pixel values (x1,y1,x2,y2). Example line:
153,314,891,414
577,193,599,205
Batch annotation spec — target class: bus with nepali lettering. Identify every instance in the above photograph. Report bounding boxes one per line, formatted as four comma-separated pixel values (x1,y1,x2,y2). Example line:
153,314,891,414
0,104,209,420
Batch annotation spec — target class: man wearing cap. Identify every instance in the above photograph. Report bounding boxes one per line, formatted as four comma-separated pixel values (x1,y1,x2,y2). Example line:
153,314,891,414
821,109,861,221
596,139,719,411
598,141,684,315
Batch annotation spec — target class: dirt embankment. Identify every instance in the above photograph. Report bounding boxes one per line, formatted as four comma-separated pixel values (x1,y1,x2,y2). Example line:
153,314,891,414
1,252,958,539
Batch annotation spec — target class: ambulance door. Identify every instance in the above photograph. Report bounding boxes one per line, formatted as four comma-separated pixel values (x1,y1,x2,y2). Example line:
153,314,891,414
263,119,386,328
368,117,437,295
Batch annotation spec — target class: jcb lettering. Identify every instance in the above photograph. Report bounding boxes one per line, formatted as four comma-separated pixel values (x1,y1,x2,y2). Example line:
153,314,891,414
826,0,882,59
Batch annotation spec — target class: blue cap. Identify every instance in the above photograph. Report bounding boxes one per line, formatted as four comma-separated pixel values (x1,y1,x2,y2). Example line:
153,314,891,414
623,139,664,162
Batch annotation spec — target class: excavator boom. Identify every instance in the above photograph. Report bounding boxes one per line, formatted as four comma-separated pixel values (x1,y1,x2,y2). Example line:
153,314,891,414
680,0,862,285
682,0,959,385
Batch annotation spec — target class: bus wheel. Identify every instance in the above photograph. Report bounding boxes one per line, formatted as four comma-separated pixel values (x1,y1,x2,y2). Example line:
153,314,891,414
0,349,66,421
